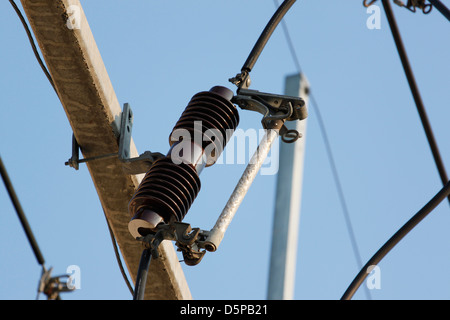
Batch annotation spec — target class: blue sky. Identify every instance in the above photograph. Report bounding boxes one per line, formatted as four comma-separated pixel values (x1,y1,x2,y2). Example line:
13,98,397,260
1,0,449,300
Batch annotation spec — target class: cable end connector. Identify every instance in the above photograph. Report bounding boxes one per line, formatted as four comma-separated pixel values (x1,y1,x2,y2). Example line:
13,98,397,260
229,70,251,89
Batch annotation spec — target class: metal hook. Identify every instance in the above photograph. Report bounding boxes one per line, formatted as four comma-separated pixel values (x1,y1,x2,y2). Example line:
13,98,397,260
423,3,432,13
281,129,301,143
262,102,300,143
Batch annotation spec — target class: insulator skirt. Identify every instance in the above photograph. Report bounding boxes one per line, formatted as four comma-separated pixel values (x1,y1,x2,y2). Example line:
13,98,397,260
170,89,240,166
128,157,200,224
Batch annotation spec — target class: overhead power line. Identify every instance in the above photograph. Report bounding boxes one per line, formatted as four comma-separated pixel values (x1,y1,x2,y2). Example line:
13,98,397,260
0,156,45,266
230,0,296,88
242,0,296,74
1,155,77,300
341,180,450,300
381,0,450,206
340,0,450,300
428,0,450,21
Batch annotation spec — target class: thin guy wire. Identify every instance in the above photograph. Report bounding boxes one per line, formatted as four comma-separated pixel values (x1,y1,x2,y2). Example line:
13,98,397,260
103,208,135,296
9,0,57,95
273,0,371,300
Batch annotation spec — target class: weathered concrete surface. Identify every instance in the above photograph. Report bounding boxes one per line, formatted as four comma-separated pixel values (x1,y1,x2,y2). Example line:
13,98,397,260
20,0,191,300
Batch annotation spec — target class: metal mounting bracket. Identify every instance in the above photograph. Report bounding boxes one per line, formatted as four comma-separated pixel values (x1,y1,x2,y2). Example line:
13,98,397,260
232,88,307,143
37,267,74,300
65,103,164,174
137,221,209,266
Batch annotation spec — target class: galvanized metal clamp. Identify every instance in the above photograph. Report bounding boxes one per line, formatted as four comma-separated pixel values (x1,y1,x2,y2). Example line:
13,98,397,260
232,88,307,143
65,103,164,174
137,222,210,266
363,0,432,13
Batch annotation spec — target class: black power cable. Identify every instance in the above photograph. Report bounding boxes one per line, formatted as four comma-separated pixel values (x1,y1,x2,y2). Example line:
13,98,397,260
1,155,78,299
428,0,450,21
8,0,57,95
230,0,297,87
0,156,45,266
133,249,152,300
382,0,450,206
103,208,135,296
341,180,450,300
242,0,296,74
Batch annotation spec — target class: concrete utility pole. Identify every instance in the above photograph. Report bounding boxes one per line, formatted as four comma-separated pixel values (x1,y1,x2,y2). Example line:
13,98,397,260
20,0,191,299
267,73,309,300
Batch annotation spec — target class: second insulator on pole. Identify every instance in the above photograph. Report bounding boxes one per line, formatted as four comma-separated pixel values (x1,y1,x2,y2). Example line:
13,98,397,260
128,86,239,239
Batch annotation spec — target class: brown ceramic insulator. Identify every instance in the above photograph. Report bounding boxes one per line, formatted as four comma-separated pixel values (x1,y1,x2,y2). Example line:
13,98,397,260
128,86,239,238
170,86,240,166
128,157,200,234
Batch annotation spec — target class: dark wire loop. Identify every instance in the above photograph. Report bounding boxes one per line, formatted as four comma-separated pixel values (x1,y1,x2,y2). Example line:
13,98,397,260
363,0,378,7
423,3,433,13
